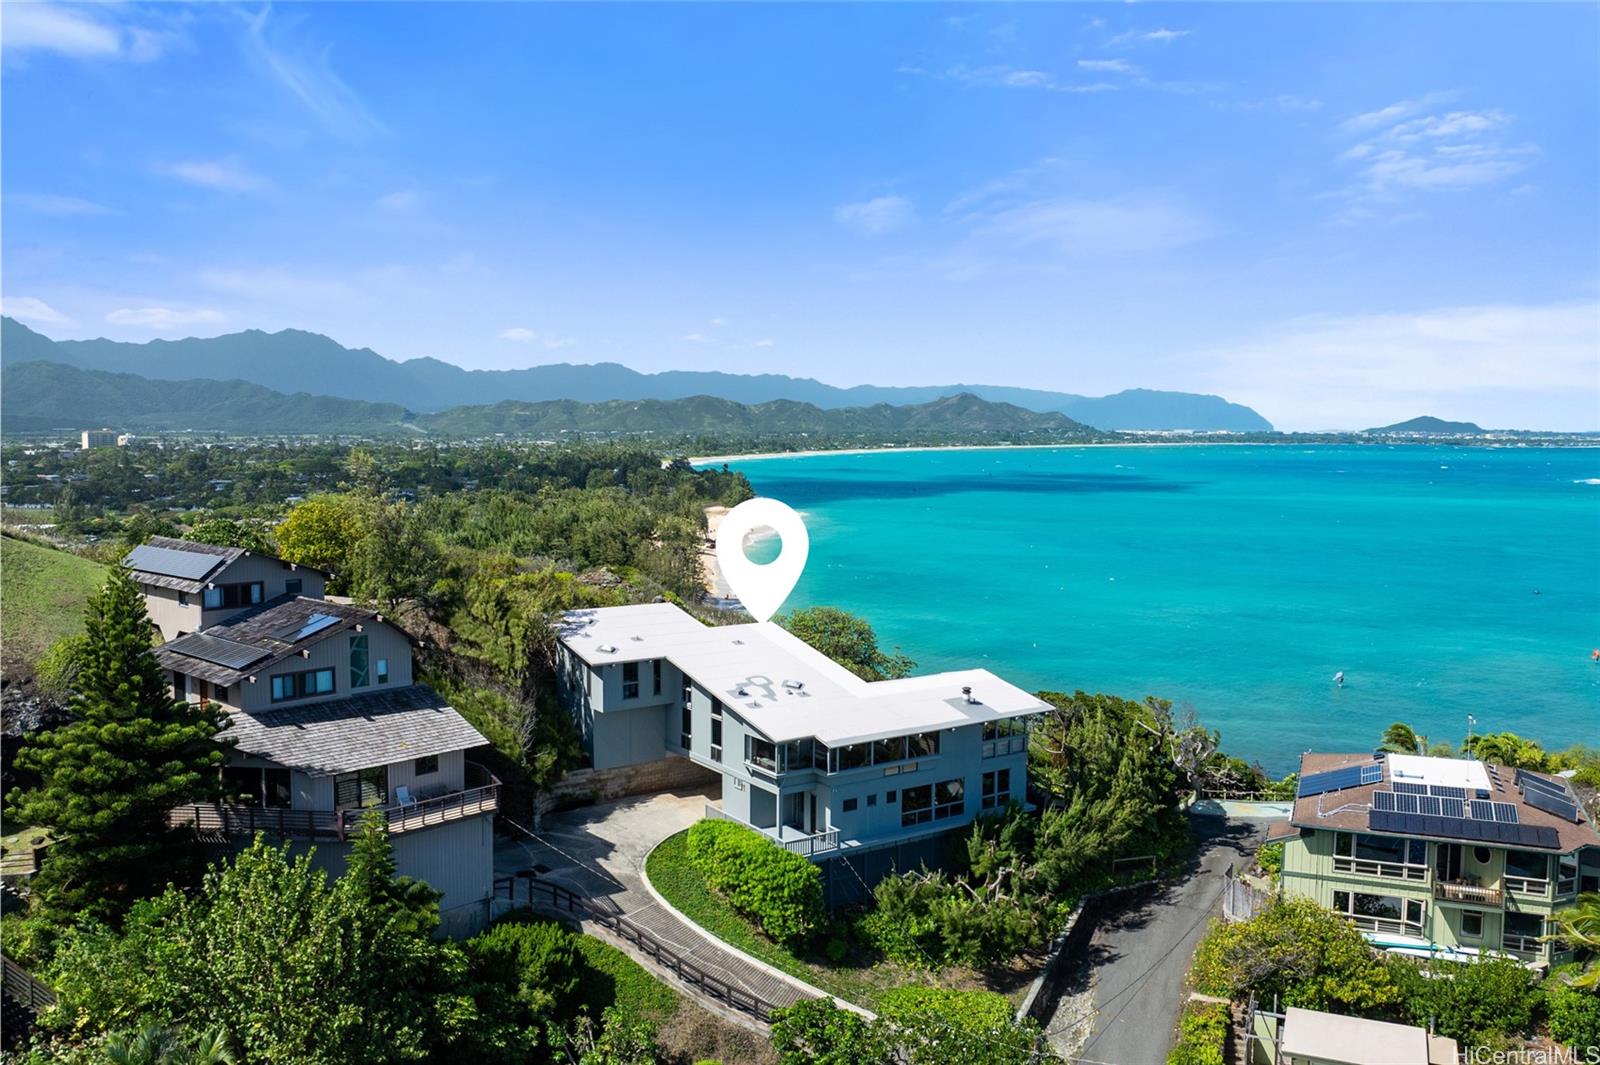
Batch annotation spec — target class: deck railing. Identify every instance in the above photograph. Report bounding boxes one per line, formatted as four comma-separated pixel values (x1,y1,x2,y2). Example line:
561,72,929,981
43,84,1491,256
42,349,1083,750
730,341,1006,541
170,764,500,842
1503,933,1545,958
1434,880,1503,906
701,803,841,857
1346,913,1424,937
1332,856,1428,881
1505,875,1550,898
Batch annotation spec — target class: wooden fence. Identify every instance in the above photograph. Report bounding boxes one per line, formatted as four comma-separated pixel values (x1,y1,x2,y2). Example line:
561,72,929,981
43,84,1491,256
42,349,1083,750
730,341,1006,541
494,875,783,1024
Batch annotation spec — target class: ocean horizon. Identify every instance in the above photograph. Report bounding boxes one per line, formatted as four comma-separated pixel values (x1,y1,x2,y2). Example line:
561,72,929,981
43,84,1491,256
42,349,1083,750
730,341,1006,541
707,444,1600,776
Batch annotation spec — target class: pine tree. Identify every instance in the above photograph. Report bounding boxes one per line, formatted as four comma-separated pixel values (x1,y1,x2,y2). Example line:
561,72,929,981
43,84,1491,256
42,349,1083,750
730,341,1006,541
7,568,229,922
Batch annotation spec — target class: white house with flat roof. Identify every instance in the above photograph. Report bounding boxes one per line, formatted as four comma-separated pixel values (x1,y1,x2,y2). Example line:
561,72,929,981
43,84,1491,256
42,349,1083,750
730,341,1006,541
555,602,1047,902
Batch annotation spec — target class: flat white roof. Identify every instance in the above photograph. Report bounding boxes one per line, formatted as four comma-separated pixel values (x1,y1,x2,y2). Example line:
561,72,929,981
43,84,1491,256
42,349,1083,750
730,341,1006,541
1386,753,1492,793
557,603,1049,746
1281,1007,1430,1065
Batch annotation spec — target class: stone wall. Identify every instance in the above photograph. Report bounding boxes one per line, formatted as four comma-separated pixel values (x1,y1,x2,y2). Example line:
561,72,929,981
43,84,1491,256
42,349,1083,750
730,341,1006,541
539,754,718,817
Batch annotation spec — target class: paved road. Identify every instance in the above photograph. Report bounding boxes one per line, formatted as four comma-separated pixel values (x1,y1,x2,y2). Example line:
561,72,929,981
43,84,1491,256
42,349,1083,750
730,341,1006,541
493,788,814,1015
1047,815,1273,1065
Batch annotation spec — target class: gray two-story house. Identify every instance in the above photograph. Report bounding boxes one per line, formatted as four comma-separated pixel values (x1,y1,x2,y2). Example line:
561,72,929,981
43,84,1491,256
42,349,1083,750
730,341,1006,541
556,603,1045,903
125,535,327,641
140,545,497,936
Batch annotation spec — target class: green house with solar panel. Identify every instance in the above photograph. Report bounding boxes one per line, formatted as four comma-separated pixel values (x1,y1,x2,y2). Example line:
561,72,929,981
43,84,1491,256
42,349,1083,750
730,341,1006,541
1270,752,1600,966
128,538,500,936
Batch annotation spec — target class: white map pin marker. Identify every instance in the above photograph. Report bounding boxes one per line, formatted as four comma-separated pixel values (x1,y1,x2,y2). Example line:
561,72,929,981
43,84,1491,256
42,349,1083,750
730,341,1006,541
716,497,809,623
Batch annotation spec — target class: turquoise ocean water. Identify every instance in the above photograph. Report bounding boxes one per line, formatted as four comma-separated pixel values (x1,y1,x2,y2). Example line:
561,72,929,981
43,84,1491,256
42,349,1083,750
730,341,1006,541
710,445,1600,775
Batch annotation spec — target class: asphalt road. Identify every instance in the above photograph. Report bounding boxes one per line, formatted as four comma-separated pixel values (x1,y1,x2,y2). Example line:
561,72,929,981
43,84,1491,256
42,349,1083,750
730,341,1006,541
1048,815,1272,1065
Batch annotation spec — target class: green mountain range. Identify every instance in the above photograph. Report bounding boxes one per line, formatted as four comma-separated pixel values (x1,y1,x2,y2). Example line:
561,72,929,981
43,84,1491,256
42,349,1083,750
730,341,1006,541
1,359,1087,440
2,316,1270,431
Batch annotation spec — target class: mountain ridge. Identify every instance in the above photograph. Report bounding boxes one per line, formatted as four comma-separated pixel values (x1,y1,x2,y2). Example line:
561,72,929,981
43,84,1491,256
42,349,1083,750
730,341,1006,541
1366,416,1487,434
0,358,1089,439
2,317,1271,431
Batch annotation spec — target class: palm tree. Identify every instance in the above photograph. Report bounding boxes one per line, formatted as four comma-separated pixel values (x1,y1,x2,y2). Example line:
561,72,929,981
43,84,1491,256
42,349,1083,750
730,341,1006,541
105,1025,237,1065
1544,892,1600,990
1380,722,1421,755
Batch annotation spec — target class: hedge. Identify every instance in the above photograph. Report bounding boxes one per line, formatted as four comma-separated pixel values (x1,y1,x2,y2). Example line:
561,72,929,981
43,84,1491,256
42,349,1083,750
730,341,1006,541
1167,1001,1229,1065
685,819,823,944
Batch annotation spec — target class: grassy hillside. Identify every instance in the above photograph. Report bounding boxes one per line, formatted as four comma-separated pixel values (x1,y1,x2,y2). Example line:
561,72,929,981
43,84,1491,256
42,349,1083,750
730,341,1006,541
0,534,105,671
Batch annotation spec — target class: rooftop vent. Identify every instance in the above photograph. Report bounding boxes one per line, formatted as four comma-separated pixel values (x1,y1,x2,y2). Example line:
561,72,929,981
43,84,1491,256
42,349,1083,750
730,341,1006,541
597,644,618,654
630,635,644,642
962,686,977,704
736,687,749,697
782,679,805,692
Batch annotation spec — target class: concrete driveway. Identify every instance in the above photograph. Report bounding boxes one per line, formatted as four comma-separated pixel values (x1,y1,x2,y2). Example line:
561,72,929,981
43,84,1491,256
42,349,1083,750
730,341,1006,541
1047,815,1273,1064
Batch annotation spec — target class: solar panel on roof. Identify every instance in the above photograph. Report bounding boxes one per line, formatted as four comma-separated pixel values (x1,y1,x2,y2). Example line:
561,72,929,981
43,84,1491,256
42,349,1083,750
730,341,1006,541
166,633,269,670
1490,802,1519,824
1360,764,1383,784
124,543,221,581
1525,787,1580,823
1394,782,1428,795
1469,799,1495,821
1429,785,1467,799
1439,797,1465,818
1519,772,1570,799
1367,809,1560,849
1299,765,1370,797
1373,791,1397,811
276,613,340,643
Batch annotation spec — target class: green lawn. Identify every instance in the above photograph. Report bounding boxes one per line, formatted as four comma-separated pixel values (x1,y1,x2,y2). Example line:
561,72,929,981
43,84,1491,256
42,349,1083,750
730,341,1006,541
0,534,105,672
573,929,680,1024
645,829,986,1012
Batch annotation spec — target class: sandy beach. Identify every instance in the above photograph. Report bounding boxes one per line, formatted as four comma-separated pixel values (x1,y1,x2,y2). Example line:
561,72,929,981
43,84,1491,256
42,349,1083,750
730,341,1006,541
699,504,733,600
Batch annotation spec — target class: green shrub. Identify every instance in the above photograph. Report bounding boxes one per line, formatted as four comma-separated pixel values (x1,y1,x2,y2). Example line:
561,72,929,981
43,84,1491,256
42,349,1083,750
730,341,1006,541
1190,898,1398,1013
876,986,1052,1065
770,998,889,1065
1547,985,1600,1053
34,633,88,695
1255,842,1284,880
1386,955,1541,1045
1168,1001,1229,1065
684,820,823,944
864,869,1037,969
467,913,583,1021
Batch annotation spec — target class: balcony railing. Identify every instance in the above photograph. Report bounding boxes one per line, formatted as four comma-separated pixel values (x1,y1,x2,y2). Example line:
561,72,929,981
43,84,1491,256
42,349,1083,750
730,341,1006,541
1346,913,1424,937
1434,880,1503,906
1332,856,1428,881
701,803,841,857
170,764,500,842
1505,875,1550,898
1503,933,1545,958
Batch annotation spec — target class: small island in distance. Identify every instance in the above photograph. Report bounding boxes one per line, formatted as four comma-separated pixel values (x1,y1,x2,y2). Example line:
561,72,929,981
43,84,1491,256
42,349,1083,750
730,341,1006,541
1366,416,1488,435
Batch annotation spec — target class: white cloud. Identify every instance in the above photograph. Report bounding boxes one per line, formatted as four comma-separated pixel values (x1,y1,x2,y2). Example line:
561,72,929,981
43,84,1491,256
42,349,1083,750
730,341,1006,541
972,195,1215,257
754,339,775,348
1173,300,1600,431
106,306,226,328
156,159,267,192
710,317,727,327
913,64,1118,94
240,6,382,140
1108,27,1191,45
1078,58,1137,75
2,4,119,57
1,296,73,325
496,326,573,348
1,4,183,62
682,333,708,343
6,192,113,215
1333,100,1532,216
375,189,421,211
834,195,917,235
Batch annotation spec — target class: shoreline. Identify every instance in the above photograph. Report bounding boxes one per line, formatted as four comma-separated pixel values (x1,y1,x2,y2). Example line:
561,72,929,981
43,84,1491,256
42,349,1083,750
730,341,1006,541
689,440,1271,465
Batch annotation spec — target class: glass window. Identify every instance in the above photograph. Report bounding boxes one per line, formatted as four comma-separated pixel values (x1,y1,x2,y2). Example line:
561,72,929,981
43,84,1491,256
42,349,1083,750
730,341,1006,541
901,784,933,827
1334,833,1354,858
747,737,776,773
885,790,896,803
376,658,389,684
173,671,188,700
285,578,302,595
1333,890,1351,913
681,706,692,749
653,659,663,696
1505,850,1549,880
842,797,858,812
264,768,291,808
204,587,223,609
414,754,439,776
350,634,370,689
908,732,941,758
1505,913,1544,938
813,742,829,771
223,766,262,804
867,794,877,807
872,736,908,765
305,669,334,695
177,591,188,606
334,766,388,809
622,662,640,700
834,743,870,772
1461,911,1483,938
271,675,293,702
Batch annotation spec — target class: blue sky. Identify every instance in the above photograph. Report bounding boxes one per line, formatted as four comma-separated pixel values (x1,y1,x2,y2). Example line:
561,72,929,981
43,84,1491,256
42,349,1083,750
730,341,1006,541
3,2,1596,430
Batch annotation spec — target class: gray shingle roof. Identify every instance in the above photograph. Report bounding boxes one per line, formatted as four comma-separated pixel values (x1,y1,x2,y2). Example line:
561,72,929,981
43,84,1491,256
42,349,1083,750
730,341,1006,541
155,596,387,687
124,535,245,593
222,684,489,776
